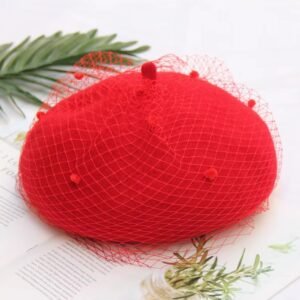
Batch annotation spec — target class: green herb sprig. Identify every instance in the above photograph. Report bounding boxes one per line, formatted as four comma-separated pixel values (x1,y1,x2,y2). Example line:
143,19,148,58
164,236,272,300
0,30,149,118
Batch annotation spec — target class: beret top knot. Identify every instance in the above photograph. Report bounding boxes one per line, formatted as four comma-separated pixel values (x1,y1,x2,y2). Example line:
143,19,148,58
19,52,281,246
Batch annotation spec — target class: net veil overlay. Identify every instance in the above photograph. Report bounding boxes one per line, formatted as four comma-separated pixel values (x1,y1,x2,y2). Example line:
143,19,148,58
18,53,281,265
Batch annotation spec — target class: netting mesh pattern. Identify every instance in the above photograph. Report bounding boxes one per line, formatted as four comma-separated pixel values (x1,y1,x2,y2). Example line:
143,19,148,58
19,53,281,249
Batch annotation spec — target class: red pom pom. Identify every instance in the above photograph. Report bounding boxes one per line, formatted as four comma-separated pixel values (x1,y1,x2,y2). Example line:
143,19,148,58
189,70,199,78
70,173,81,185
74,72,84,80
19,54,279,245
141,62,157,80
36,111,46,120
248,99,256,108
204,167,218,181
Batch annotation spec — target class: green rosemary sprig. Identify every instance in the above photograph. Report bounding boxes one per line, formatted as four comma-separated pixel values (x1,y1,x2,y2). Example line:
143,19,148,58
164,236,272,300
0,30,149,118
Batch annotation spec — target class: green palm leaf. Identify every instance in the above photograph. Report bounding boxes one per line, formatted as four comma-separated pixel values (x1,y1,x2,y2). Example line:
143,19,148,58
0,29,150,118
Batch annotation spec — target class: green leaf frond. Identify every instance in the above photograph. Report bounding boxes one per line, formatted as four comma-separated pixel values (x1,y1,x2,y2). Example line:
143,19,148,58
0,30,149,118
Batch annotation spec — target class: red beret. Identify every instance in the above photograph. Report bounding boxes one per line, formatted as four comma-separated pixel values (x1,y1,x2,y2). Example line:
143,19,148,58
19,53,280,244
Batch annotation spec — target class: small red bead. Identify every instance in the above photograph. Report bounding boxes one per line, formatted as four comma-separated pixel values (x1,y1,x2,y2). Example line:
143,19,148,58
74,72,84,80
189,70,199,78
141,62,157,80
248,99,256,109
70,173,81,185
204,167,218,181
36,111,46,120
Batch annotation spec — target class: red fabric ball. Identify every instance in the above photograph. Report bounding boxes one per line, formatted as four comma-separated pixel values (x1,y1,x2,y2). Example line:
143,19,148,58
19,55,278,244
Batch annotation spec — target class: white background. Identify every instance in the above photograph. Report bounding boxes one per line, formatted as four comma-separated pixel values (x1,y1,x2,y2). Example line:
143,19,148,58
0,0,300,299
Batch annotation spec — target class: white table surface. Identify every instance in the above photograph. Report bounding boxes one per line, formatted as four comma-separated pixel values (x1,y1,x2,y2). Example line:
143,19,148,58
0,0,300,299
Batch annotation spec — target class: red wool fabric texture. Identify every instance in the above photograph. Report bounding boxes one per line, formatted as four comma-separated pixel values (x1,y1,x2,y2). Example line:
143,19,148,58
19,53,281,245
